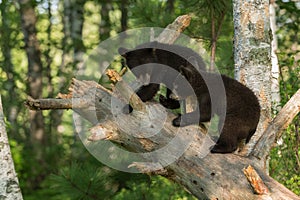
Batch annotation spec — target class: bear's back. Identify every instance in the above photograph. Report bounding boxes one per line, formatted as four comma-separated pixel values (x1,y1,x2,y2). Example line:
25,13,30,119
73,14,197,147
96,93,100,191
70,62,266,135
221,75,260,114
133,42,207,72
179,71,260,127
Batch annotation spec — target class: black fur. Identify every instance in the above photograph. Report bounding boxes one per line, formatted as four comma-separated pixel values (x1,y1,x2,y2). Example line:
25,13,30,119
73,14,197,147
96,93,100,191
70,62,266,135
118,42,206,112
119,42,260,153
173,67,260,153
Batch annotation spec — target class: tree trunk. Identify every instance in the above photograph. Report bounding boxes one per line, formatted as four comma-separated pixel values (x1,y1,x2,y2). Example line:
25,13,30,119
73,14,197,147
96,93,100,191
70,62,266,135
70,0,85,59
62,0,72,69
100,0,112,40
232,0,273,162
0,96,23,199
269,0,281,112
166,0,175,13
45,0,54,98
25,14,300,199
45,0,63,145
120,0,128,32
19,0,46,145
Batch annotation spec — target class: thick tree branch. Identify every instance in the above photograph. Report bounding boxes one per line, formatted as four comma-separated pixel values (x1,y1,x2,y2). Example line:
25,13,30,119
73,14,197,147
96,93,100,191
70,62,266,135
64,78,300,199
25,96,74,110
252,88,300,160
24,79,113,111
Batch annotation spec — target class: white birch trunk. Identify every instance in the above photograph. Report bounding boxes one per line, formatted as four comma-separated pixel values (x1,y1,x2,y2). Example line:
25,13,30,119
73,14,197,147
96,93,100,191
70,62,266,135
0,96,23,199
233,0,273,161
270,0,281,113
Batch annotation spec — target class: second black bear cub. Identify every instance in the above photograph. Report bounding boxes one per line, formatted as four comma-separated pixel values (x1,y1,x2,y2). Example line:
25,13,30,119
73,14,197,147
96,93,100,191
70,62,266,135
170,67,260,153
119,42,260,153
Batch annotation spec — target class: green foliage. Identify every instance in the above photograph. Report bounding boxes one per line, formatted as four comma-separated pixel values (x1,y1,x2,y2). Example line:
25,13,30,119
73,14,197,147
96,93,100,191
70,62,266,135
49,162,116,200
269,0,300,195
269,121,300,195
179,0,232,38
128,0,234,73
285,175,300,195
113,176,196,200
177,0,234,73
42,153,195,200
129,0,175,27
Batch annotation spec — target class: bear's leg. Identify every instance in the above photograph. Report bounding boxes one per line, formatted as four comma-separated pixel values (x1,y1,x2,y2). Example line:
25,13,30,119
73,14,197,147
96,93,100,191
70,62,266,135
210,136,238,153
159,88,181,109
172,94,212,127
136,84,160,101
210,117,242,153
245,128,257,143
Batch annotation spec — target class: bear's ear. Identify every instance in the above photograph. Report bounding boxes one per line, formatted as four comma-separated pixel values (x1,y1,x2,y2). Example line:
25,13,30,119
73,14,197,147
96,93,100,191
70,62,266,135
118,47,128,57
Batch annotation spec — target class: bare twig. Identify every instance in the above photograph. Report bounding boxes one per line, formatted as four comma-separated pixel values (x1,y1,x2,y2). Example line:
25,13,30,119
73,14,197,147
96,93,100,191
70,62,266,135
25,96,74,110
155,14,191,44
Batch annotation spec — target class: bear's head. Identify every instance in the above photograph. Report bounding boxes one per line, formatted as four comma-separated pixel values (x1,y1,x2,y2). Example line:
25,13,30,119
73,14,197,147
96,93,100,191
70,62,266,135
118,42,159,69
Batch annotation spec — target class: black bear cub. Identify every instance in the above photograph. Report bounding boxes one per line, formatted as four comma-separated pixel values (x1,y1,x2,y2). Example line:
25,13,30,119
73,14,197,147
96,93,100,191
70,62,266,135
171,67,260,153
118,42,260,153
118,41,206,112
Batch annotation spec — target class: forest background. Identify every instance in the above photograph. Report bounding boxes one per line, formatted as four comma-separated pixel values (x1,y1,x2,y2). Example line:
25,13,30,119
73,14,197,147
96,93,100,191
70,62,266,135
0,0,299,199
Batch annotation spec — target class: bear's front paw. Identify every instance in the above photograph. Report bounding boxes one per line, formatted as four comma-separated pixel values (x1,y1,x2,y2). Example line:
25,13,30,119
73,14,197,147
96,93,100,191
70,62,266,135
172,116,182,127
159,95,168,106
210,144,237,154
172,114,195,127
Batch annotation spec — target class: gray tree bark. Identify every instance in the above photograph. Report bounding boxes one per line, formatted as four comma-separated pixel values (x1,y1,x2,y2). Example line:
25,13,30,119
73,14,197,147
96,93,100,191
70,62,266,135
232,0,273,162
0,96,23,200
